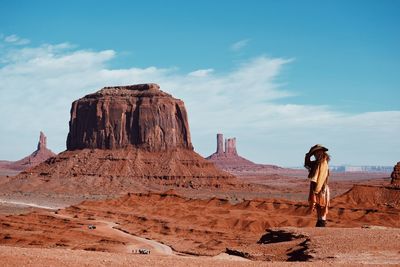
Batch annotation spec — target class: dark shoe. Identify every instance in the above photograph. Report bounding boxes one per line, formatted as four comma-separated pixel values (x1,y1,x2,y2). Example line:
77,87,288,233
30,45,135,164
316,220,327,227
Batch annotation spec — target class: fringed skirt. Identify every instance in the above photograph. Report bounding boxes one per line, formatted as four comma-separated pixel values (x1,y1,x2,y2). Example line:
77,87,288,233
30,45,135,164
309,182,330,215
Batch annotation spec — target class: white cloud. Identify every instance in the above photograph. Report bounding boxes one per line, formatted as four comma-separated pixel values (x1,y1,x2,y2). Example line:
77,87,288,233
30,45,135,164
0,40,399,166
230,39,250,52
188,69,214,77
3,34,30,45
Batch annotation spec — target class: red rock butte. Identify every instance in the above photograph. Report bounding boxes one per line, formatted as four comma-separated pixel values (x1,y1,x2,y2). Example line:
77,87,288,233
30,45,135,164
3,84,239,194
206,133,301,177
207,133,259,169
67,83,193,151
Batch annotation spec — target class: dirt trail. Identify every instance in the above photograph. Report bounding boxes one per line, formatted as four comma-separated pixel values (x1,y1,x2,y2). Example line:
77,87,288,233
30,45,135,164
97,220,173,255
48,211,174,255
0,199,59,210
0,199,174,255
0,199,244,260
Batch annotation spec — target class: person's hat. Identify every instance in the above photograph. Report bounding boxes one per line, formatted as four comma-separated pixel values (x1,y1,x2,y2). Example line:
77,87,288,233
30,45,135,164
308,144,328,155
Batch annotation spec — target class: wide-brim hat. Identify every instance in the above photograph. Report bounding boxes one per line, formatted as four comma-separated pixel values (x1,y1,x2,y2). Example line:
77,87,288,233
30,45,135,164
308,144,328,155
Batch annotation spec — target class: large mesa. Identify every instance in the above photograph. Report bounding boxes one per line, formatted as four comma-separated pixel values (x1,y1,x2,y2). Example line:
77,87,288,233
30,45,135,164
67,83,192,151
4,84,239,194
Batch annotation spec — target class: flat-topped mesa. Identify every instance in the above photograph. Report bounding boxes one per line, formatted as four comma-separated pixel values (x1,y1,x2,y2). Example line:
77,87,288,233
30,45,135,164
66,83,193,151
2,85,242,194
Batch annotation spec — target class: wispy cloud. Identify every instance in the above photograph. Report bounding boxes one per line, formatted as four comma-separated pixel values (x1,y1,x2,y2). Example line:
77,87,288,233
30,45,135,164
3,34,30,45
0,38,399,166
188,69,214,77
230,39,250,52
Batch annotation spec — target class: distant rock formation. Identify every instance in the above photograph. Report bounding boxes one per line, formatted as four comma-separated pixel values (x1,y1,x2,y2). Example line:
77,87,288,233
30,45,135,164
206,133,302,177
37,131,48,150
391,162,400,186
67,83,192,151
3,84,240,194
207,133,257,169
225,137,237,155
216,133,224,154
2,131,56,172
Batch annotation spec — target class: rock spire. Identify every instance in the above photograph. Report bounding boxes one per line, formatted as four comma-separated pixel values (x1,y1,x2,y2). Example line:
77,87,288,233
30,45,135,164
37,131,47,150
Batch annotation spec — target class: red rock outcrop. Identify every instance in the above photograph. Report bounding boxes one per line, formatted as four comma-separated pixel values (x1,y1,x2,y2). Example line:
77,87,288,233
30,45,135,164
206,133,304,178
3,84,240,194
67,83,192,151
2,131,56,172
207,133,264,169
391,162,400,186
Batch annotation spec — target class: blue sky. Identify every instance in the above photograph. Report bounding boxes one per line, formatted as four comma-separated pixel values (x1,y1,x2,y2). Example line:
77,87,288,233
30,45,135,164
0,0,399,166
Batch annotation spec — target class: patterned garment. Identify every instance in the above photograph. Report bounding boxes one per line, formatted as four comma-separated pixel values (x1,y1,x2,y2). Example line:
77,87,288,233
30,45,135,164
309,182,330,216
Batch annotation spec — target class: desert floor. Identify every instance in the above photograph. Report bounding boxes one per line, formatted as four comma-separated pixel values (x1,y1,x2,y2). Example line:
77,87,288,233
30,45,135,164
0,171,399,266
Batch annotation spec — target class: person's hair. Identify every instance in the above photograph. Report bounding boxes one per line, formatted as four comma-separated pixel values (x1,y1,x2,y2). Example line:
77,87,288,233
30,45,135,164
304,150,330,177
316,151,330,163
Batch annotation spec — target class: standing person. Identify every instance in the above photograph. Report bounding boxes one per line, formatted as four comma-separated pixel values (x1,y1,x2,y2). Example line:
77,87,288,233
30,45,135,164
304,144,330,227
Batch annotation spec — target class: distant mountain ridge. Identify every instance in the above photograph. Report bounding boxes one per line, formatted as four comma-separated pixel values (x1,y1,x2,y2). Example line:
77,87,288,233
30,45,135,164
330,165,393,173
